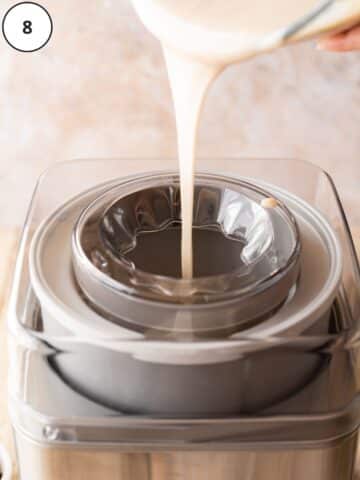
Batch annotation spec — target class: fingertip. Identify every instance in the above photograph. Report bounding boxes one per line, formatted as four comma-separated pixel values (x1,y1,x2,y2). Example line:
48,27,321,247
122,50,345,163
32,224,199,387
317,26,360,52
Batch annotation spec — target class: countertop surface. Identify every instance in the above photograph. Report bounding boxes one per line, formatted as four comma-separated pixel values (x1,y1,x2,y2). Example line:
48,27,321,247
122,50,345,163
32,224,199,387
1,227,360,479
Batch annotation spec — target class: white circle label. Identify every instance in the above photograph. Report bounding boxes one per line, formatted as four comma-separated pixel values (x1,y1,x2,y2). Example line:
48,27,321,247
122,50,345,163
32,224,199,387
2,2,52,52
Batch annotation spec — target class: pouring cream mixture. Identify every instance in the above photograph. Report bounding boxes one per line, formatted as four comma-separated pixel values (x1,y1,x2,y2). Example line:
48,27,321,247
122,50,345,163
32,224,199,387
132,0,360,279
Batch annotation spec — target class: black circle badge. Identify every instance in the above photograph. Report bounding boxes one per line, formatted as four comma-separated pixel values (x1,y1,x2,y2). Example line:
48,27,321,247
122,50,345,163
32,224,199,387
2,2,52,52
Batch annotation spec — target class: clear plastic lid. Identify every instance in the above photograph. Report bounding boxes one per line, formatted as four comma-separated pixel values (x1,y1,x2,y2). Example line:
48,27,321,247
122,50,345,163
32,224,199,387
71,173,300,334
75,174,299,297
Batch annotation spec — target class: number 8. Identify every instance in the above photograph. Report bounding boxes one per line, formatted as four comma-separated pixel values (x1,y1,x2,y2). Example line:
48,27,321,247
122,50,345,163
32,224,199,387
23,20,32,34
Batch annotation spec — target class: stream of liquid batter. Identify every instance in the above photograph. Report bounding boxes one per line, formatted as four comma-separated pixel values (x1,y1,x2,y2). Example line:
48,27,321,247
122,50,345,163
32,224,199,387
133,0,360,279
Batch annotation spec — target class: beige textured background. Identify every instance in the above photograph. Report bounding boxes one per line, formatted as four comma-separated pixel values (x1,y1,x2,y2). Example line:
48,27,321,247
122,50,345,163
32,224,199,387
0,0,359,226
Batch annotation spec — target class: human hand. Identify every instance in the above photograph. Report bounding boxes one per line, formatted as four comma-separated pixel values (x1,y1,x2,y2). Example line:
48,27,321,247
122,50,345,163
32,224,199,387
317,24,360,51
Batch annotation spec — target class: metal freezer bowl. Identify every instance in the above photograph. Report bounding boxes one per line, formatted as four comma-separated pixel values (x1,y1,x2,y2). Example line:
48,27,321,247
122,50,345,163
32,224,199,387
8,158,360,480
